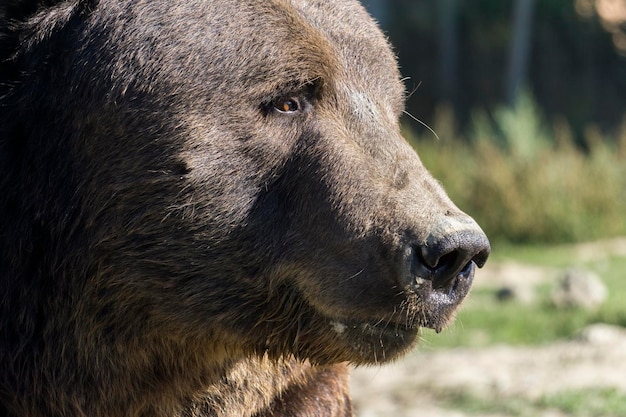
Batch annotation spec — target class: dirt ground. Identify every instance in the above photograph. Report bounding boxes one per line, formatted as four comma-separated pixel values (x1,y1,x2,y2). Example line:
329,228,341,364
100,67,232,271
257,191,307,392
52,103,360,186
350,238,626,417
351,323,626,417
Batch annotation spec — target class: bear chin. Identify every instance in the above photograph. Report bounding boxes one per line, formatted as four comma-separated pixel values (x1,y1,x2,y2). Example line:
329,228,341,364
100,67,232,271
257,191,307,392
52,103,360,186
327,319,420,364
266,319,420,366
291,263,476,365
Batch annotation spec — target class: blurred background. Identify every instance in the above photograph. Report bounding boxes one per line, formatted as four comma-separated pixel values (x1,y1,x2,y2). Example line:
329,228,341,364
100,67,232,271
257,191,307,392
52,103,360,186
351,1,626,416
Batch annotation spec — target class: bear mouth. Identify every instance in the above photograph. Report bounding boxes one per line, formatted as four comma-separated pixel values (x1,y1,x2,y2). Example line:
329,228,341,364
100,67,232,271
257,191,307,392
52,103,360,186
318,261,477,363
263,256,478,365
348,260,476,332
417,259,476,332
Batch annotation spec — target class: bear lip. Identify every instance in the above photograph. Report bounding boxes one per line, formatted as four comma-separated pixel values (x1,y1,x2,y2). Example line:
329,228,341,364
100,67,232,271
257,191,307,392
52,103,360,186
328,261,476,335
429,260,475,300
419,261,476,332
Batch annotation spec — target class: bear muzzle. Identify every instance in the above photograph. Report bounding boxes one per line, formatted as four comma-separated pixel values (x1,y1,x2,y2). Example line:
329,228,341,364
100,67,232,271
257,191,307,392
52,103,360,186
398,213,490,331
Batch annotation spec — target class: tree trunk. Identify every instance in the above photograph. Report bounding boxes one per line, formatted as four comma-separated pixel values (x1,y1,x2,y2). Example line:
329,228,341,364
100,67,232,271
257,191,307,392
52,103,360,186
438,0,459,106
506,0,535,105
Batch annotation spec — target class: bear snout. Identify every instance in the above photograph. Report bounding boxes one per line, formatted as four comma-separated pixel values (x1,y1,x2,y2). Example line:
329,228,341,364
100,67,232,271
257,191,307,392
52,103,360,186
421,218,490,287
399,214,490,322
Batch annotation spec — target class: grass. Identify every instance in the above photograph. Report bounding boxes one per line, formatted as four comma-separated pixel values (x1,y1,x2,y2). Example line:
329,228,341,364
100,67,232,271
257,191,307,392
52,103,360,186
418,243,626,349
441,388,626,417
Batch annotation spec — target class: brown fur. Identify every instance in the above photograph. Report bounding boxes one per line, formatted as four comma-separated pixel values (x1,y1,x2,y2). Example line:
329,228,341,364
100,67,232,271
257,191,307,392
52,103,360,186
0,1,489,416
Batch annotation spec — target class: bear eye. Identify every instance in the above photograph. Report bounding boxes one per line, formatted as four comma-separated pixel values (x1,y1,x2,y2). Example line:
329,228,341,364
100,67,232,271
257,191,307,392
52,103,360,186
273,97,301,114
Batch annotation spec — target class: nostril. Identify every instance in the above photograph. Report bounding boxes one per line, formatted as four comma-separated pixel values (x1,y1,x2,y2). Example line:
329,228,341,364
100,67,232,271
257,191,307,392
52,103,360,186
420,243,443,270
428,250,464,288
420,246,469,289
472,248,490,268
430,251,458,271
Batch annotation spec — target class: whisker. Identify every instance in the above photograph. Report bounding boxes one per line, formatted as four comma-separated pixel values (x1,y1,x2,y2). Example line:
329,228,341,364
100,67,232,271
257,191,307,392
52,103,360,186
402,109,440,141
405,79,422,101
345,269,364,281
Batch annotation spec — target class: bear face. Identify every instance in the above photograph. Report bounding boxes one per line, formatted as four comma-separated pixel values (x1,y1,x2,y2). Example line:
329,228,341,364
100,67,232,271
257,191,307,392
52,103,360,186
0,0,489,416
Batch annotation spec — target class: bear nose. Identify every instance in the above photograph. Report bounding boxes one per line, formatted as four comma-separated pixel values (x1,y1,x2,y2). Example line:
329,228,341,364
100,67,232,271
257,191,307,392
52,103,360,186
403,215,490,290
420,226,490,289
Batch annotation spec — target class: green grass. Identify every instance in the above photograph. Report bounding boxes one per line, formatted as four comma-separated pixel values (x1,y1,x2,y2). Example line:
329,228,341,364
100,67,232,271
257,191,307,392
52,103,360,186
488,241,593,266
440,388,626,417
419,243,626,349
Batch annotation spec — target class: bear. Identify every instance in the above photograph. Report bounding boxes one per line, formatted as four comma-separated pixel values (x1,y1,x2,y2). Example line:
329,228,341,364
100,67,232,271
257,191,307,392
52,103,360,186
0,1,490,416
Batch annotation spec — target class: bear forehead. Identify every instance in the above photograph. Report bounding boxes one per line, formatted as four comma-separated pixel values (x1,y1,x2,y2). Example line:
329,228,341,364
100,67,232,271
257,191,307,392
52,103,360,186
92,0,404,114
286,0,405,111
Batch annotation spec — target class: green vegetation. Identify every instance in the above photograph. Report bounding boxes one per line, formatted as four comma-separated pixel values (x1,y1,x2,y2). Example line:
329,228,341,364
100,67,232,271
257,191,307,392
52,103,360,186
441,388,626,417
538,389,626,417
405,94,626,350
406,92,626,245
393,68,626,416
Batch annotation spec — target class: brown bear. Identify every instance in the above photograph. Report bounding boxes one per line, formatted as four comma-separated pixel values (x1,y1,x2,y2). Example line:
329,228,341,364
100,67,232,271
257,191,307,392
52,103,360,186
0,0,490,416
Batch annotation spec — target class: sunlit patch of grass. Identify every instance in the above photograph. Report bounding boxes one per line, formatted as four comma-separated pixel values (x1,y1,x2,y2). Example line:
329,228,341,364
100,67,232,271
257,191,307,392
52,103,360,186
439,388,626,417
538,388,626,417
420,291,590,349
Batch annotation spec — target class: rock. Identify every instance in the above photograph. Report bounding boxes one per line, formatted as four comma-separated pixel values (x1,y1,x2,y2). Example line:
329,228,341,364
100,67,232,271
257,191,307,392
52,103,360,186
551,267,607,310
495,285,536,304
576,323,626,345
